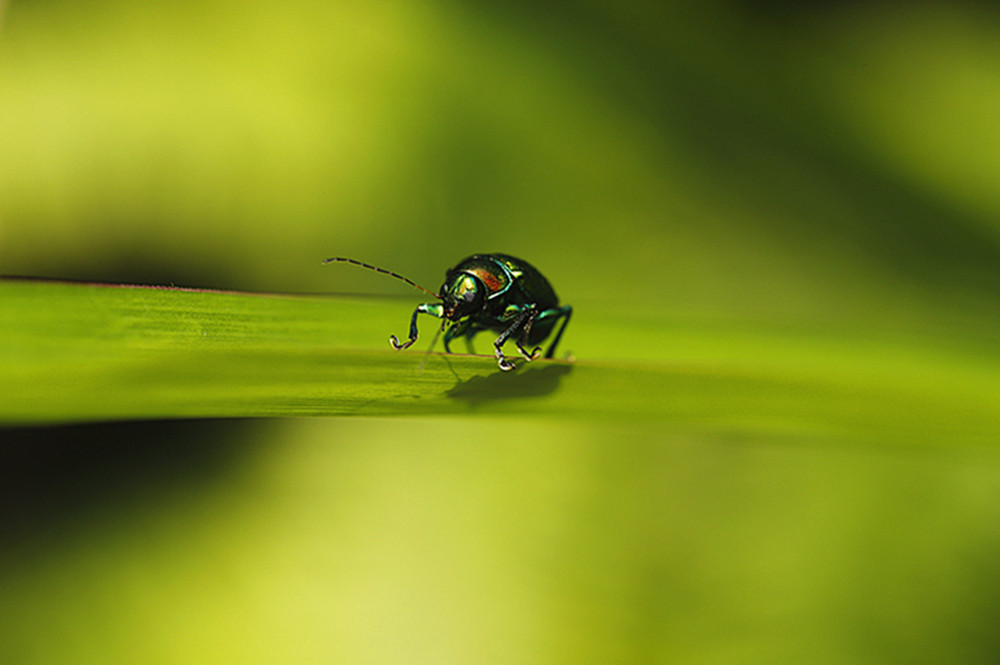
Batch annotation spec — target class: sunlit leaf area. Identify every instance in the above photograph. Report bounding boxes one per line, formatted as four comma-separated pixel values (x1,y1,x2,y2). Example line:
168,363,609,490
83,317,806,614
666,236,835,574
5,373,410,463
2,1,1000,662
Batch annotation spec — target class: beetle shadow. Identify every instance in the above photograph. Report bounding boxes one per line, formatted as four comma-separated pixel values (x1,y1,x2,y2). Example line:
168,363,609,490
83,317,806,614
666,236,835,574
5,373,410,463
445,362,573,408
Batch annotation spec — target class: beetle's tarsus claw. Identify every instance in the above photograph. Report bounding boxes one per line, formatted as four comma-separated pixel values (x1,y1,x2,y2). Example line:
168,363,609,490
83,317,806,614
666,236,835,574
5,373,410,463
390,335,414,350
498,357,516,371
514,345,542,362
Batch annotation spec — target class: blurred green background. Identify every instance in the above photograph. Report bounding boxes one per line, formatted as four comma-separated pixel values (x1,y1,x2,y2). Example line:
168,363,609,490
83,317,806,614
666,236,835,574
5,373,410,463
2,0,1000,663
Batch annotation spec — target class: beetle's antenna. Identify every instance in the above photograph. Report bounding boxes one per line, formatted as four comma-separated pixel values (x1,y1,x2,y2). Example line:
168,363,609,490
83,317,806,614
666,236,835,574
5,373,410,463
323,257,440,299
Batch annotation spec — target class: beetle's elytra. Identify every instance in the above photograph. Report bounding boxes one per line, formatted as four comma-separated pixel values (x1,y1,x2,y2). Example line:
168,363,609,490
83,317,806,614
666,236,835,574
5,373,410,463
324,254,572,371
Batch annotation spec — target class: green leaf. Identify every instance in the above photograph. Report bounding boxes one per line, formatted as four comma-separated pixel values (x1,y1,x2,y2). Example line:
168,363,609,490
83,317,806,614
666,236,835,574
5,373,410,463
1,277,997,445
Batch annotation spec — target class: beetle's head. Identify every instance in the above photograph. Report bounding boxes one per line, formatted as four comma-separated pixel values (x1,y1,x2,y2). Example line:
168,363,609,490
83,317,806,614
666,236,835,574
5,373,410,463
440,273,485,320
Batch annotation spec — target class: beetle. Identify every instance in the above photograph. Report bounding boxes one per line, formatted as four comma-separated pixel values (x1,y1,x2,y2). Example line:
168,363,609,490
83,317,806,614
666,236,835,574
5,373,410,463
324,254,572,371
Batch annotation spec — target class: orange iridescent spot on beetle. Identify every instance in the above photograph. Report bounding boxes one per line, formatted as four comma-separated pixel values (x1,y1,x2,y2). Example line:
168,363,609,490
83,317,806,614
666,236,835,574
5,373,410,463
469,267,506,292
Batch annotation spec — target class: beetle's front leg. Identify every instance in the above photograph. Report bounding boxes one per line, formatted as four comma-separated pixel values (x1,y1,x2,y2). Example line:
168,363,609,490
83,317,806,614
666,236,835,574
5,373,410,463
390,303,443,350
442,317,472,354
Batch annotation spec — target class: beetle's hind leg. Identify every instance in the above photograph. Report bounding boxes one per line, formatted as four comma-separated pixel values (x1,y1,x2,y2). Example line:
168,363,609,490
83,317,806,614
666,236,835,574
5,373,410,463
541,305,572,359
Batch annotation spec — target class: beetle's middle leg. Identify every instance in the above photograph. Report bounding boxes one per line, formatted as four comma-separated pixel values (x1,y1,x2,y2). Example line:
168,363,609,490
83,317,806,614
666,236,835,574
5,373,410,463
493,305,537,371
514,307,543,361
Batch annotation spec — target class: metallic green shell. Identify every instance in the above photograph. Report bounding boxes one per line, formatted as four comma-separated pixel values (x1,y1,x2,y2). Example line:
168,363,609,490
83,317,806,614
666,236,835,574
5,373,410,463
447,254,559,309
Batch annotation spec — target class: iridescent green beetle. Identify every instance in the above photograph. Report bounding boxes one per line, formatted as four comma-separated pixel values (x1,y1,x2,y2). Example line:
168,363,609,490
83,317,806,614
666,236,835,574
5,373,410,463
324,254,572,371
